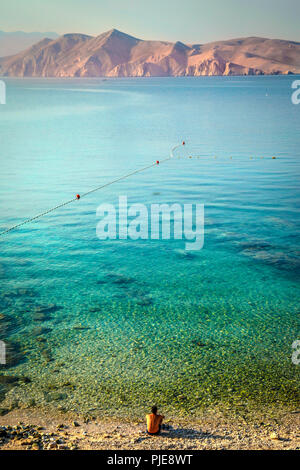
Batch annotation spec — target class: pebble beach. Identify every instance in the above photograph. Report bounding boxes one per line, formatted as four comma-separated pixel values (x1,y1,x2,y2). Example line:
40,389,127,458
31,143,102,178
0,408,299,450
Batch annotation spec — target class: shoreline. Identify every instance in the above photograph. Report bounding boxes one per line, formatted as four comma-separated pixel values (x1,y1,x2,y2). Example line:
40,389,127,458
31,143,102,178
0,407,299,450
1,74,300,80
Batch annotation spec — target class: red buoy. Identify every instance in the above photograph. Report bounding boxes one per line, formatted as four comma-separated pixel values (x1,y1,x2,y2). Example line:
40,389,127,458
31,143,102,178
76,194,80,200
182,141,185,145
156,160,159,164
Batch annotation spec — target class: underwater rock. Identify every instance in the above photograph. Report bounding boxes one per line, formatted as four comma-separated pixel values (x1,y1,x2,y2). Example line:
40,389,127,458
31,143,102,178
174,249,196,260
45,383,60,391
31,304,62,321
134,287,150,298
0,375,30,385
0,375,20,385
26,398,36,408
1,291,19,300
238,240,272,251
12,259,33,267
136,295,153,306
242,249,300,274
40,348,53,363
36,337,47,343
89,306,101,312
0,266,6,280
1,288,36,299
97,273,136,289
106,273,135,285
19,376,31,384
61,381,76,390
16,288,36,297
0,312,24,340
192,340,206,347
44,391,68,402
113,285,153,306
34,304,62,314
191,339,215,349
0,313,13,338
73,325,91,330
113,292,126,299
3,341,23,366
31,326,52,336
33,312,51,322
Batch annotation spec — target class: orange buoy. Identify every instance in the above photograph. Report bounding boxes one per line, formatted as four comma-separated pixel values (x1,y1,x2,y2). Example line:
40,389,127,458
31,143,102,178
156,160,159,164
76,194,80,200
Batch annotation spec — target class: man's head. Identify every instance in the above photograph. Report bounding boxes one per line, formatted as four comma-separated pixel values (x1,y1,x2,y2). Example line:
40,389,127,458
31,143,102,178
151,406,158,414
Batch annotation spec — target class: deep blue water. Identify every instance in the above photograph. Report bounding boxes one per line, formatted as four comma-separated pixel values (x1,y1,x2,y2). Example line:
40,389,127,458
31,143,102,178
0,76,299,416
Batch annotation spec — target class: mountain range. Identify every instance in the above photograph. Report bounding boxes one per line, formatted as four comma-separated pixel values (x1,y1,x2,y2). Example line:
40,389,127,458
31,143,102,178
0,29,299,77
0,31,59,57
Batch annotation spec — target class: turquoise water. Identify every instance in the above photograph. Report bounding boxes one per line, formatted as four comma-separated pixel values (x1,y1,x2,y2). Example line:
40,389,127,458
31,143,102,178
0,76,299,417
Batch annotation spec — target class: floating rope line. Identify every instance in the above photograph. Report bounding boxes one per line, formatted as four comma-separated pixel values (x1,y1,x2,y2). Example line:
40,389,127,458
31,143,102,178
0,142,186,237
176,155,278,161
170,142,185,158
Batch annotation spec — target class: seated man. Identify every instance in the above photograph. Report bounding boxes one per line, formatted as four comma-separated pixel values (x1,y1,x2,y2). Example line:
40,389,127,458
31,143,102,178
146,406,164,435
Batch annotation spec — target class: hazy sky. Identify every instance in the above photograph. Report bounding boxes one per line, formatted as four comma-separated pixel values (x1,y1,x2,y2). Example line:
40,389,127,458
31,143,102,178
1,0,300,43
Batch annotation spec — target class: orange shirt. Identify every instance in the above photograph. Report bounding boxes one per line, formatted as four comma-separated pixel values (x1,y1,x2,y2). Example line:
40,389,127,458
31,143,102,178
146,413,163,433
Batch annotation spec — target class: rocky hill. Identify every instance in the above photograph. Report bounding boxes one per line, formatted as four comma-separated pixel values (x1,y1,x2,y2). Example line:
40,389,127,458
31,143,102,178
0,29,299,77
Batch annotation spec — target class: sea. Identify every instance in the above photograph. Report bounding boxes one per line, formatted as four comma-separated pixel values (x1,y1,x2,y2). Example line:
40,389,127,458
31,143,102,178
0,76,299,417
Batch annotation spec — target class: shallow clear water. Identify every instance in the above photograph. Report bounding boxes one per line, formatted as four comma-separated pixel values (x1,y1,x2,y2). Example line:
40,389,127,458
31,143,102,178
0,76,299,416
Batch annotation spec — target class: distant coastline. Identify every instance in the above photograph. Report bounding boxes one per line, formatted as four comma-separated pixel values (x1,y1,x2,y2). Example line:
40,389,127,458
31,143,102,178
0,29,299,77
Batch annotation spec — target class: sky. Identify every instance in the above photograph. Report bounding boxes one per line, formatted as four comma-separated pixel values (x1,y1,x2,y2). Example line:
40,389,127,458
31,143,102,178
1,0,300,43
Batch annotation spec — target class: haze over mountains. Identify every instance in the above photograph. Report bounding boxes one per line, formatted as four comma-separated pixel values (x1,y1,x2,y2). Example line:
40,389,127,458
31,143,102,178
0,29,299,77
0,31,59,57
